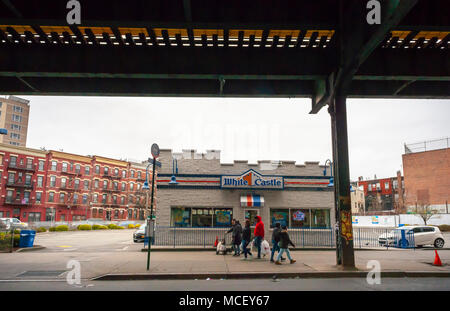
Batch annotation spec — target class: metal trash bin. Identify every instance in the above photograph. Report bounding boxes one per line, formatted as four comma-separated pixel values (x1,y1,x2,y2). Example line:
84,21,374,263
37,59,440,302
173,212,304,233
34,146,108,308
19,230,36,248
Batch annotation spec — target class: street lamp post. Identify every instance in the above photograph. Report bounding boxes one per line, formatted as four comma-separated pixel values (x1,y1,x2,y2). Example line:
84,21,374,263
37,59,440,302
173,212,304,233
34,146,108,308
144,144,159,271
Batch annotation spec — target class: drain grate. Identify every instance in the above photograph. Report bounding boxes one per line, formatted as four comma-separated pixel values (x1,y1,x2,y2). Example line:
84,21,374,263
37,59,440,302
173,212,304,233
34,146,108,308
17,270,67,277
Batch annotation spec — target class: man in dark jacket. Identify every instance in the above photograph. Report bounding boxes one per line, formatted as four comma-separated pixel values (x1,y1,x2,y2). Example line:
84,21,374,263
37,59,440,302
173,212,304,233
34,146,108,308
270,222,285,262
227,219,242,256
275,225,296,265
253,216,264,259
241,219,253,259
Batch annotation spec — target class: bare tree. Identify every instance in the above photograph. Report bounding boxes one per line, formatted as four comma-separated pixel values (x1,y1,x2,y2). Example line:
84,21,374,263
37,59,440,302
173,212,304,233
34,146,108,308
414,202,437,225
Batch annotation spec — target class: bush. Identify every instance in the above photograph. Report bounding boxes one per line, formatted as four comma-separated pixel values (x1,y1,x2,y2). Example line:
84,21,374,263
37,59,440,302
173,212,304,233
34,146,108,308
77,224,92,230
107,224,124,230
55,225,69,232
438,225,450,232
92,224,108,230
13,234,20,247
14,229,21,234
36,227,47,233
49,227,56,232
128,224,136,229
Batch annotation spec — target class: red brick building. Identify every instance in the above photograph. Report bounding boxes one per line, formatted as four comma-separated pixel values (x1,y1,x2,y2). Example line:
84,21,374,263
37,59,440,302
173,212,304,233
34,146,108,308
0,143,155,222
357,171,405,214
402,138,450,213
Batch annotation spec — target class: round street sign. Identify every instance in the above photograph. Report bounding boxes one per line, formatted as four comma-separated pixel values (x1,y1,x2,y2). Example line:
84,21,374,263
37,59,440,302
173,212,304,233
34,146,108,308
151,143,160,158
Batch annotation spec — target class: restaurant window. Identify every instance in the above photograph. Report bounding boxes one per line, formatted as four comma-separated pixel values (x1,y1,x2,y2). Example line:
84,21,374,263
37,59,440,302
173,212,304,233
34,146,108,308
192,208,214,227
171,207,191,227
244,210,259,226
385,182,390,190
270,209,289,228
311,209,331,228
213,209,233,227
290,209,311,228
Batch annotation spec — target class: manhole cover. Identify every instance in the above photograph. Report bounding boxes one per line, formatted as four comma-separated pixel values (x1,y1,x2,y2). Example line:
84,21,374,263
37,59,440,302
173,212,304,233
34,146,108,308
17,270,67,277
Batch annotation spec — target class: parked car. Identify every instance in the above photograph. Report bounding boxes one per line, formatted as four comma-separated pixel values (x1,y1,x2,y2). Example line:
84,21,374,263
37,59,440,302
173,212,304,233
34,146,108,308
133,223,146,243
378,225,445,248
0,218,28,230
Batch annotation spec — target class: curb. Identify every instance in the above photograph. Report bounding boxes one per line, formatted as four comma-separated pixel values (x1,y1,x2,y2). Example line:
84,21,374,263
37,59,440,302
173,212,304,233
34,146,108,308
140,247,397,252
15,245,46,252
92,271,450,281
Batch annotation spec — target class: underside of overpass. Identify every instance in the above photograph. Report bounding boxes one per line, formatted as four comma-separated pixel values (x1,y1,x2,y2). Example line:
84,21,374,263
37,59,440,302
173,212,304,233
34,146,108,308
1,0,449,268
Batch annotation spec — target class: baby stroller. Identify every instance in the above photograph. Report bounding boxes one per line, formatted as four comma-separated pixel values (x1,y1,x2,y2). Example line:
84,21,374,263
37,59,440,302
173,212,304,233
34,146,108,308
216,233,232,255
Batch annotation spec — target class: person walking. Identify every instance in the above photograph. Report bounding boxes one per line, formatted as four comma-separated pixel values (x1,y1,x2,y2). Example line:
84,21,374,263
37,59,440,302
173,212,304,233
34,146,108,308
253,215,265,259
270,222,285,262
241,219,253,259
227,219,242,256
275,225,296,265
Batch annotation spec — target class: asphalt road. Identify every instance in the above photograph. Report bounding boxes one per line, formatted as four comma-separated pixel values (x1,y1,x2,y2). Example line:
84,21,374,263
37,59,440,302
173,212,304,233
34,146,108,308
1,277,450,291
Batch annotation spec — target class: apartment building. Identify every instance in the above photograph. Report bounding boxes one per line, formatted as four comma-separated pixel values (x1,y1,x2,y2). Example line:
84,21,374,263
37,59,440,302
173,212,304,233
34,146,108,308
0,143,155,222
0,96,30,147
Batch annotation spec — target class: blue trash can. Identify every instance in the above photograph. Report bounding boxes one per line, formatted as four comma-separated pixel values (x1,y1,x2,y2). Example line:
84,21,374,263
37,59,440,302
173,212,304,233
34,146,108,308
19,230,36,248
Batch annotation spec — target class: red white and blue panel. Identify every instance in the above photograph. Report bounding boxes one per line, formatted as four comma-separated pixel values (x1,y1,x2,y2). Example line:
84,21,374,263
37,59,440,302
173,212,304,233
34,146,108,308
240,195,264,207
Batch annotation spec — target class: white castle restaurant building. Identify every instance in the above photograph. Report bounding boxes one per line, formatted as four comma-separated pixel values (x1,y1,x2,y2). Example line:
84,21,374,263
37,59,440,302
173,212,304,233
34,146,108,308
155,149,335,243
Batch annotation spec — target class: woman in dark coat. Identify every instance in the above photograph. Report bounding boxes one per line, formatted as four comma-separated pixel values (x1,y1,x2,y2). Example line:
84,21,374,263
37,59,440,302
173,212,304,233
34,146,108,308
227,219,243,256
241,219,253,259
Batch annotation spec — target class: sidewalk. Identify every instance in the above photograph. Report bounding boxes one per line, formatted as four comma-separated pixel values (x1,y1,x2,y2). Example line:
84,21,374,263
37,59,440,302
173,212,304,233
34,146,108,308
93,249,450,280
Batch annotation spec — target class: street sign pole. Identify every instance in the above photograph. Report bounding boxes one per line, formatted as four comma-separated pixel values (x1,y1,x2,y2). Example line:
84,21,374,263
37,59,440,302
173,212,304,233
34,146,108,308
147,144,159,271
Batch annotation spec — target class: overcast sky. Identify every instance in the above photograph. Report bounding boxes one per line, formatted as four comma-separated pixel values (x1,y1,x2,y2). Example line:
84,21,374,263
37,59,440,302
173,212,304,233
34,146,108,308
4,95,449,181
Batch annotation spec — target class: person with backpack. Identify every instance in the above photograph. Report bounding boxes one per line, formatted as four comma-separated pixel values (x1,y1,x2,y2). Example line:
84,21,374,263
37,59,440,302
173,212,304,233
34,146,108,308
241,219,253,259
275,225,296,265
270,222,285,262
227,219,242,256
253,215,265,259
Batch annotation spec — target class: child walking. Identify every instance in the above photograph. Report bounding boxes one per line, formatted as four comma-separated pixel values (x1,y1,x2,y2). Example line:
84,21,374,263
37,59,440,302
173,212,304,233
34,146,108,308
275,225,296,265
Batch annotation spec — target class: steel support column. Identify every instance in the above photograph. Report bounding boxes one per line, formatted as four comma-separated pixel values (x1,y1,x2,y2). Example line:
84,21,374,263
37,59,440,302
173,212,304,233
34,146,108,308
330,95,355,268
